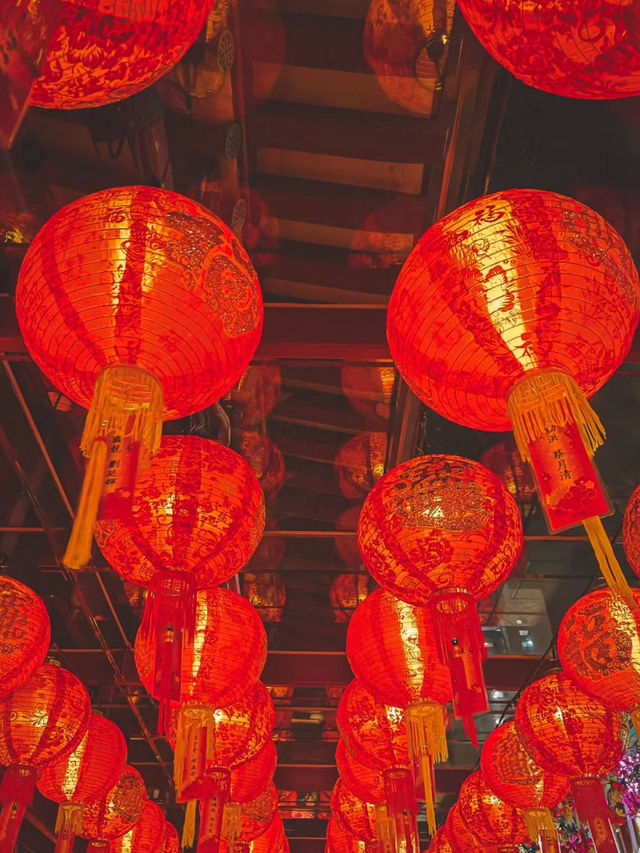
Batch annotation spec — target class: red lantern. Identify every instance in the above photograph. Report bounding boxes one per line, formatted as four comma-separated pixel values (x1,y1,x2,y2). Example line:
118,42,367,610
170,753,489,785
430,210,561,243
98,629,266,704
80,765,146,850
212,782,278,853
161,822,179,853
37,713,127,853
230,364,282,428
238,432,286,499
31,0,212,109
481,721,568,853
336,740,385,805
358,455,522,742
0,576,50,699
326,816,378,853
0,664,91,852
480,439,536,506
558,587,640,733
341,366,396,424
242,572,286,623
245,813,288,853
16,186,263,569
335,432,387,500
387,189,640,599
427,827,454,853
330,574,370,623
337,681,419,851
331,779,379,847
515,673,628,853
445,804,494,853
455,0,640,99
346,590,451,832
458,771,529,853
110,800,165,853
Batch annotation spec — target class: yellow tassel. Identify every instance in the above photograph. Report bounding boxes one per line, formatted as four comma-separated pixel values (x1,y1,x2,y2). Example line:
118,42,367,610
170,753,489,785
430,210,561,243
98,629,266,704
375,805,395,853
63,438,109,569
55,803,84,835
405,701,446,836
506,370,605,464
524,807,556,841
181,800,197,849
223,803,242,842
583,516,635,607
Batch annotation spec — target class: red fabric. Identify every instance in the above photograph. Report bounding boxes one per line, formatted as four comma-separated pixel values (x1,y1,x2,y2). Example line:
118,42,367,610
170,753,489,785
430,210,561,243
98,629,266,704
514,673,629,778
456,0,640,99
335,433,387,500
110,800,165,853
558,587,640,713
38,713,126,806
481,720,569,810
357,455,522,605
331,779,378,844
458,772,528,847
31,0,211,108
80,766,146,842
16,186,263,418
0,577,50,699
335,740,385,805
247,813,288,853
229,741,277,804
347,588,451,708
387,189,640,432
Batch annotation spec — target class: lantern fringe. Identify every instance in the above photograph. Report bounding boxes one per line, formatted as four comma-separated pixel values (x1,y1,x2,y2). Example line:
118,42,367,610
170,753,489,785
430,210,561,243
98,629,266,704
222,802,242,843
64,364,163,570
173,704,215,800
524,806,556,841
375,804,395,853
197,769,231,848
404,701,445,836
182,800,197,850
583,516,635,606
506,370,604,463
55,803,84,836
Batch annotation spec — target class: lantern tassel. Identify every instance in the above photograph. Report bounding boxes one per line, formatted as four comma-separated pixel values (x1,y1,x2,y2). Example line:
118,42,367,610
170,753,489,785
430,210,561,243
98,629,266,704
0,764,36,852
524,807,560,853
375,804,395,853
382,768,420,853
582,517,635,606
404,701,445,836
54,803,84,853
196,769,231,850
430,591,488,747
174,704,215,802
222,803,242,843
182,800,197,850
64,364,163,570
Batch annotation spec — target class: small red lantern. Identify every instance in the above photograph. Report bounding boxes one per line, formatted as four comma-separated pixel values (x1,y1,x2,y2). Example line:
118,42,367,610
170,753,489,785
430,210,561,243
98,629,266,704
480,439,536,506
243,571,287,623
558,587,640,734
110,800,165,853
341,366,396,424
238,432,286,499
346,590,451,832
336,740,385,806
331,779,379,847
445,803,494,853
515,673,628,853
387,189,640,599
326,816,378,853
335,432,387,500
37,713,127,853
31,0,212,109
481,721,568,853
358,455,522,742
455,0,640,100
330,574,370,623
458,772,528,853
231,364,282,428
80,765,146,850
161,822,179,853
0,664,91,852
0,576,50,699
17,186,263,569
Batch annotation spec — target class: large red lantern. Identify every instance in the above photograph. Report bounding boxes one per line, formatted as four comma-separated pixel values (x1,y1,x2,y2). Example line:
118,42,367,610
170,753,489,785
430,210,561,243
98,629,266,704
37,713,127,853
245,813,288,853
481,721,569,853
161,822,179,853
16,186,263,569
515,673,628,853
458,772,528,853
558,587,640,733
0,664,91,852
331,779,379,847
358,455,522,742
31,0,212,109
455,0,640,100
80,765,146,850
214,782,278,853
335,432,387,499
336,740,385,805
0,576,50,699
326,816,378,853
110,800,165,853
445,804,492,853
387,189,640,600
346,590,451,831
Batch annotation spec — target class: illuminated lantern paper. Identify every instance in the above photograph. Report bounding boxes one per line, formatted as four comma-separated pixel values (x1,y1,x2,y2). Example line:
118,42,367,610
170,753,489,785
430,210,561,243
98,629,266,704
341,366,396,424
455,0,640,99
32,0,212,109
238,432,286,499
161,822,180,853
358,455,522,742
110,800,165,853
38,713,127,853
346,590,452,831
213,782,278,853
0,664,91,853
330,574,369,623
481,721,568,853
387,189,640,600
97,435,265,711
445,804,494,853
336,740,385,806
246,813,288,853
16,186,263,569
458,772,529,853
331,780,379,848
0,576,50,698
337,681,419,850
335,432,387,500
515,673,629,853
326,816,378,853
80,766,146,850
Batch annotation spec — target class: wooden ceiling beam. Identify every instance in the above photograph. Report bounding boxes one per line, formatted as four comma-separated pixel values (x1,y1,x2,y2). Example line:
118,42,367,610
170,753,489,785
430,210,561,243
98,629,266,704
279,14,369,73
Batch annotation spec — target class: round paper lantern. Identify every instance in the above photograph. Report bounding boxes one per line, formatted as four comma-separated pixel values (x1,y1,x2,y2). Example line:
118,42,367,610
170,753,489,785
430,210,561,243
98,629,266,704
623,484,640,577
559,587,640,732
330,574,370,623
427,827,454,853
326,816,378,853
480,440,536,505
515,672,629,850
346,589,451,830
161,822,180,853
238,432,286,499
336,740,385,805
341,366,396,423
358,454,521,741
331,779,379,845
17,185,263,569
38,713,127,853
110,799,165,853
0,664,91,852
0,576,50,698
458,771,528,853
98,434,265,709
387,188,640,598
217,782,278,852
247,813,288,853
335,432,387,499
445,804,492,853
31,0,212,109
242,571,286,623
481,720,569,848
455,0,640,100
80,765,146,849
231,365,281,427
336,506,363,568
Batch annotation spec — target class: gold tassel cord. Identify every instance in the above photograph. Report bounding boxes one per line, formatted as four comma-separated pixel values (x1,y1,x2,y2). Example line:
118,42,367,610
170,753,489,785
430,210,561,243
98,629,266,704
63,438,109,569
405,701,446,836
582,517,635,607
223,802,242,842
55,803,84,835
524,807,556,842
181,800,197,850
